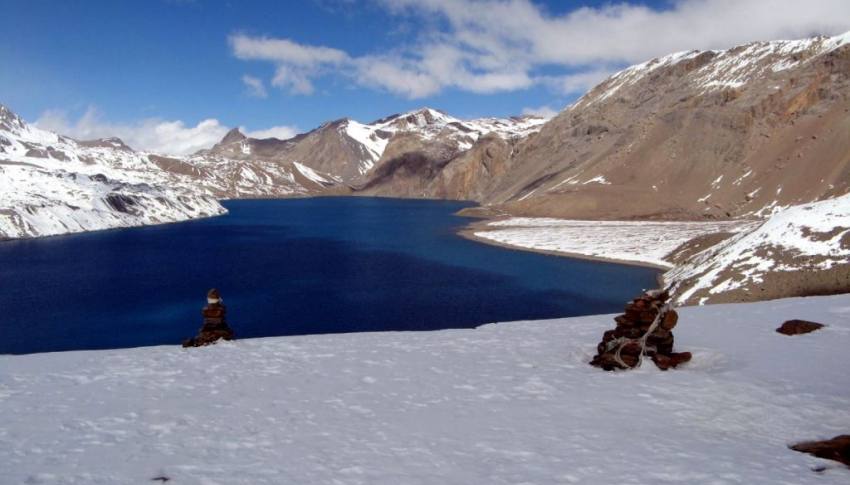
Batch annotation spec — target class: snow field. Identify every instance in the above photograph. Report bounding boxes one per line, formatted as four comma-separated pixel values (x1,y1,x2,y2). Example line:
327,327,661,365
2,294,849,484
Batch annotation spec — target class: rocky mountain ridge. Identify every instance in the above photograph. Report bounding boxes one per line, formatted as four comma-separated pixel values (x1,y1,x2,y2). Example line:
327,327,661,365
201,107,546,185
0,103,546,239
475,31,850,220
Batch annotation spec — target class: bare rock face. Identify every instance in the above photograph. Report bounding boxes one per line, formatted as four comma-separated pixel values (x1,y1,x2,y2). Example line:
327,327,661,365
182,289,235,348
218,128,247,146
776,319,825,335
790,435,850,467
483,33,850,220
590,289,691,371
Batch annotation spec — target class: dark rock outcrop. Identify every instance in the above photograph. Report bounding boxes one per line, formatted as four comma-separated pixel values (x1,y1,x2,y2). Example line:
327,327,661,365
776,319,826,335
790,435,850,467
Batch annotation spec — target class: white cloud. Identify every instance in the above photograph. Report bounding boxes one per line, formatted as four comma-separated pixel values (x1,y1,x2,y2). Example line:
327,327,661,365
242,75,268,98
34,107,299,155
230,34,349,95
385,0,850,65
230,34,349,65
230,0,850,99
243,125,300,140
521,105,559,119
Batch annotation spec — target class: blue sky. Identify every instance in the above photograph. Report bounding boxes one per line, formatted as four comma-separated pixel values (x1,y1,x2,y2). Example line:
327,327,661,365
2,0,848,154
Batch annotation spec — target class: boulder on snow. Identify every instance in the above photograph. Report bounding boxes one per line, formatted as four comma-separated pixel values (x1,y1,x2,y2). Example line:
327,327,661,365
776,319,825,336
790,435,850,467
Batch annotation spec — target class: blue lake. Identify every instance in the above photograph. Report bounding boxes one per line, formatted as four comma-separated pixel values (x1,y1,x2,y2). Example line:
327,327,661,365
0,198,659,354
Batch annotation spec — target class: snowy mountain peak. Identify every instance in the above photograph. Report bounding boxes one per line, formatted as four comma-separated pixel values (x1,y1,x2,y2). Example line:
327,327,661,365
389,107,456,128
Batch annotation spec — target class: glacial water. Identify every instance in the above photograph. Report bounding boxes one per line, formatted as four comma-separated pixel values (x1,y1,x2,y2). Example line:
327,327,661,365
0,198,659,354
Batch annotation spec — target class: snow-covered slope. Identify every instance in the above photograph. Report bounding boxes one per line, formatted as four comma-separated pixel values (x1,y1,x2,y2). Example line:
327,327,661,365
0,103,347,239
2,294,849,483
664,193,850,305
0,105,226,239
176,153,340,199
472,218,755,268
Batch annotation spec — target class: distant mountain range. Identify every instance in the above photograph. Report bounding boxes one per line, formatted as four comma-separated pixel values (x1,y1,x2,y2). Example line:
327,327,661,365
2,30,849,304
0,104,546,238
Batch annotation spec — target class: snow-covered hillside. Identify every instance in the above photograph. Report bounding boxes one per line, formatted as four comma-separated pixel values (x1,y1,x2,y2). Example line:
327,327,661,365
0,105,226,239
0,104,343,239
2,294,849,483
664,193,850,305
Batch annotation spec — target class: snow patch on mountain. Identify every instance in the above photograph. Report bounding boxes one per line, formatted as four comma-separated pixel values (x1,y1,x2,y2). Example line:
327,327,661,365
665,193,850,304
293,161,340,186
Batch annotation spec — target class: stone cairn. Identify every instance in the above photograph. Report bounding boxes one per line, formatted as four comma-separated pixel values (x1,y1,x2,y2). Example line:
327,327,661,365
590,288,691,371
182,288,235,348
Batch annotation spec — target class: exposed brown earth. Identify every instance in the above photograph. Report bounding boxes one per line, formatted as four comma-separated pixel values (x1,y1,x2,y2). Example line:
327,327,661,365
677,262,850,305
477,41,850,220
664,232,737,266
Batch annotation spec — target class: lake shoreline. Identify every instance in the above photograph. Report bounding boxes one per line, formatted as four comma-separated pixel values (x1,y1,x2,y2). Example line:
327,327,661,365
457,217,672,272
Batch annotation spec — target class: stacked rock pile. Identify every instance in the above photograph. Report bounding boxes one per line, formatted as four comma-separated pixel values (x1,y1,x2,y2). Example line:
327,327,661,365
182,288,236,348
590,289,691,371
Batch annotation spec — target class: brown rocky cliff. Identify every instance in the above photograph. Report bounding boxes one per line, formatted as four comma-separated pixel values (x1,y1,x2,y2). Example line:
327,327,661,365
480,36,850,220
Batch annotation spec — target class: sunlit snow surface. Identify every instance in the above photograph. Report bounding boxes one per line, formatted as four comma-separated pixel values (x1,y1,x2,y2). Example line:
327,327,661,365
2,294,849,484
475,218,754,268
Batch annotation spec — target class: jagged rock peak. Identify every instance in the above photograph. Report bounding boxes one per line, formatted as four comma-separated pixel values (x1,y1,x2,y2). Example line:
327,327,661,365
219,127,247,145
0,103,25,130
